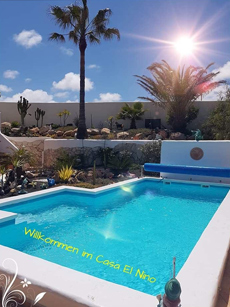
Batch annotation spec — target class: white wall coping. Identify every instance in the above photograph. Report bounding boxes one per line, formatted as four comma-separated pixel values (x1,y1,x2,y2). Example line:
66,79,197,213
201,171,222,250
0,178,229,307
0,211,17,224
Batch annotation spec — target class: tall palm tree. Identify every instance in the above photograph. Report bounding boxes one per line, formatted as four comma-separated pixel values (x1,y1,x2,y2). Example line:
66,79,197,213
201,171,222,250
135,61,226,132
49,1,120,139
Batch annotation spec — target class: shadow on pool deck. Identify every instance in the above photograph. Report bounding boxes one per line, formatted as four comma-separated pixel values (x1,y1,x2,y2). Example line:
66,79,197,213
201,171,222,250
215,249,230,307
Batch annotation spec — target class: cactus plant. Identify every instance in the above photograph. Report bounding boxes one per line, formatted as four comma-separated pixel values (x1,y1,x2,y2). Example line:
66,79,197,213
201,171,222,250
17,96,31,127
40,110,46,127
63,109,70,126
35,108,41,127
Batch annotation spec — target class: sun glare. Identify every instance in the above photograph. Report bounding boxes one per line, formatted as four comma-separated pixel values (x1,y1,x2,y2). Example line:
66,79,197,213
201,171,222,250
174,37,195,56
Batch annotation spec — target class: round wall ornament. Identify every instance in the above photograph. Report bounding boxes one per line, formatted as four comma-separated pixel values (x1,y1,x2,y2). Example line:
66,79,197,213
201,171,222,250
190,147,204,160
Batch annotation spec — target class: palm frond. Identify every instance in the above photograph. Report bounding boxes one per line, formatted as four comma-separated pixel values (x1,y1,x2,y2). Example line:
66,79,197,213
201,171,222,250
102,28,120,40
50,6,72,29
49,32,65,42
92,8,112,28
69,30,80,45
87,33,100,44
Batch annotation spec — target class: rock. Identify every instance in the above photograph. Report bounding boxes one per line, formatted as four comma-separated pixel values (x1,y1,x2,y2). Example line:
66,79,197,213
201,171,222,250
101,128,110,135
11,127,21,134
159,130,168,139
133,133,143,140
29,127,39,134
25,171,34,178
87,128,100,135
39,126,49,135
68,177,79,184
76,171,87,181
47,130,56,136
117,132,129,139
147,135,153,140
170,132,186,140
1,122,11,129
63,130,75,137
56,130,64,136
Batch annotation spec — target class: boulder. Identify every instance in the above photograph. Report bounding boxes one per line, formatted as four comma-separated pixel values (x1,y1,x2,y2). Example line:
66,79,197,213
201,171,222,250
29,127,39,134
87,128,100,135
39,126,49,135
25,171,35,179
63,130,75,137
1,122,11,129
117,132,129,139
101,128,110,135
56,130,64,136
11,127,21,134
133,133,143,140
159,130,168,139
170,132,186,140
47,130,56,136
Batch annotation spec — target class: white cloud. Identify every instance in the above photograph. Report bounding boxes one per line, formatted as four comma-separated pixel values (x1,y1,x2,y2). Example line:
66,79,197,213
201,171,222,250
60,47,74,56
66,99,79,103
1,89,54,102
202,84,228,101
94,92,122,102
13,30,42,49
25,78,32,83
212,61,230,81
52,72,94,92
88,64,100,69
3,70,19,79
54,92,69,98
0,84,12,92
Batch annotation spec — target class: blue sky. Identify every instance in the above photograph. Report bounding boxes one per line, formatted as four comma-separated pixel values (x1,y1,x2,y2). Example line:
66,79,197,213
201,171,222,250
0,0,230,103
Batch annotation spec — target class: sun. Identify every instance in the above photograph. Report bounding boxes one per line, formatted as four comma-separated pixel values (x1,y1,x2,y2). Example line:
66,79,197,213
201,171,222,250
174,37,195,56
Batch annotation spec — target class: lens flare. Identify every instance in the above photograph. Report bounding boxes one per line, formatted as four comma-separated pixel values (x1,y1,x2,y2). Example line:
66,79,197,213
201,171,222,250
121,186,132,193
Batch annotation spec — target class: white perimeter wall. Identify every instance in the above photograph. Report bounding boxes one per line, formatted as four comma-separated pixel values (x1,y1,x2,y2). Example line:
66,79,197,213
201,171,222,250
0,101,219,129
161,141,230,183
0,133,18,153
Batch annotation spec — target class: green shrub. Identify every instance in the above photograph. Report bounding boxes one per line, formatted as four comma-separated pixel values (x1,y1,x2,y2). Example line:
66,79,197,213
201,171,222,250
108,150,132,176
202,100,230,140
140,141,161,164
52,123,60,129
11,121,20,128
54,149,80,170
97,147,113,169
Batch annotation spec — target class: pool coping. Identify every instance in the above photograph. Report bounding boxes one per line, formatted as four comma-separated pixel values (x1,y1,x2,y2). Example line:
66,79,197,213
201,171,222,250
0,177,230,307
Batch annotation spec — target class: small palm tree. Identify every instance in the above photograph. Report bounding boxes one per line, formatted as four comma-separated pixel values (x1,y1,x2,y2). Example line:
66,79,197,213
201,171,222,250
49,1,120,139
135,61,226,132
117,102,146,129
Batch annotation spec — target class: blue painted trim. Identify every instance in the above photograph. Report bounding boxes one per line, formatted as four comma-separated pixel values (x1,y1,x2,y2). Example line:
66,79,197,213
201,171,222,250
144,163,230,177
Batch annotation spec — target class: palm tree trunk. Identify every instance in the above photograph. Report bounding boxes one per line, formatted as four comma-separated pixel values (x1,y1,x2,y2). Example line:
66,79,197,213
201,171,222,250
77,37,87,139
130,118,137,129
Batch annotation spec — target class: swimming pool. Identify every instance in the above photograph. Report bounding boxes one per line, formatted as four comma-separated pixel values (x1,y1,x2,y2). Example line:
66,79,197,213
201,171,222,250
0,179,229,296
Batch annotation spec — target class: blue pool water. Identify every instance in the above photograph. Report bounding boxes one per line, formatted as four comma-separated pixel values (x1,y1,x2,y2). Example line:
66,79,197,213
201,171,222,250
0,179,229,296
